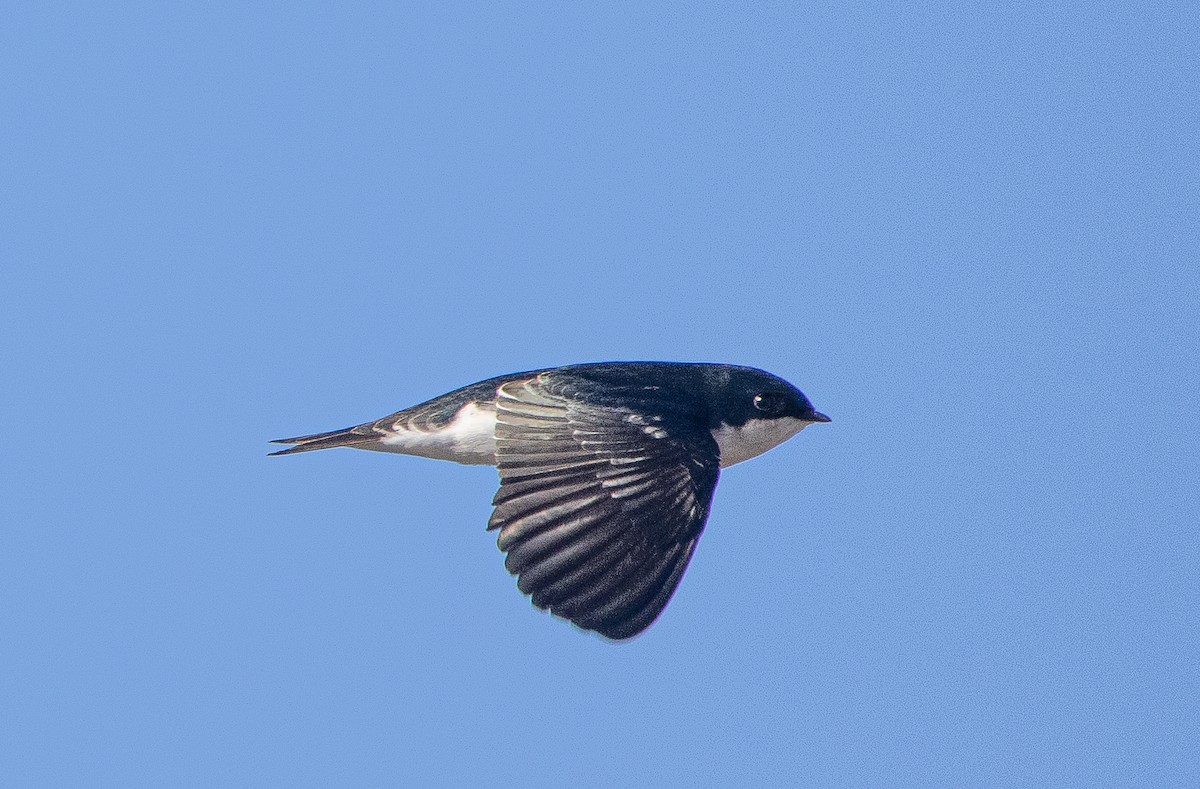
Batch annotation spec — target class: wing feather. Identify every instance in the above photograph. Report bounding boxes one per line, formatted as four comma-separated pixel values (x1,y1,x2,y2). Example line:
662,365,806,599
488,373,720,639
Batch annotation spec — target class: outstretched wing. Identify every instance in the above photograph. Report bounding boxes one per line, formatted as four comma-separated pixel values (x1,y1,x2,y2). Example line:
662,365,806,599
488,373,720,639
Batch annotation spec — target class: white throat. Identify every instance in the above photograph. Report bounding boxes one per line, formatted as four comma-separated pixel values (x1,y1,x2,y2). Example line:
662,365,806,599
711,417,809,467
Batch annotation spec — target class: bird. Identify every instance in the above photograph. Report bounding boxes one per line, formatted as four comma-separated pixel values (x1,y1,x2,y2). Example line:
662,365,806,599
270,362,829,640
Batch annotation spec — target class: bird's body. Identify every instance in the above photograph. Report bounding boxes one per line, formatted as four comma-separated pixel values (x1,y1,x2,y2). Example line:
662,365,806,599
272,362,828,639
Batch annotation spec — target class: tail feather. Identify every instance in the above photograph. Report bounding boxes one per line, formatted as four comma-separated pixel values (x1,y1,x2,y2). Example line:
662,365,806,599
269,425,378,456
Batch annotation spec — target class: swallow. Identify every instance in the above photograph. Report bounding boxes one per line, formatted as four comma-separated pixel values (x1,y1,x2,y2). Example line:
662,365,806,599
271,362,829,639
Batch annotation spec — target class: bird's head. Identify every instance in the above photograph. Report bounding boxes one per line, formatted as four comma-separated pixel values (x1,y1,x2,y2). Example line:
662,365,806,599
705,366,829,467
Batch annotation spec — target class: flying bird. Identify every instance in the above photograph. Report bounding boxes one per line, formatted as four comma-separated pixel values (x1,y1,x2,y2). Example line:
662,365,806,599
271,362,829,639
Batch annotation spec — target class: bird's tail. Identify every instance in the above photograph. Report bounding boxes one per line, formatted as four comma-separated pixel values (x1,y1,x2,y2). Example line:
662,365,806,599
268,424,378,456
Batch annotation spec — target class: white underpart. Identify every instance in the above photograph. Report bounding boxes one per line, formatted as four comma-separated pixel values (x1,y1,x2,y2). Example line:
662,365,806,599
711,416,810,468
374,405,810,469
377,402,499,465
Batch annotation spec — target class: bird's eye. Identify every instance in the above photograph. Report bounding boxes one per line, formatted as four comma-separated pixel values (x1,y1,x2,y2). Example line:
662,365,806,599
753,392,787,415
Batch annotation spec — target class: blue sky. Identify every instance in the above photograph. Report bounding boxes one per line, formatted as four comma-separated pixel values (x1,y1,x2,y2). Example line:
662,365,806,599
2,3,1197,786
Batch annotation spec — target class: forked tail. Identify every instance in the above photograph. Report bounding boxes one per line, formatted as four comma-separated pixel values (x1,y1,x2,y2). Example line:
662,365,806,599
268,424,377,456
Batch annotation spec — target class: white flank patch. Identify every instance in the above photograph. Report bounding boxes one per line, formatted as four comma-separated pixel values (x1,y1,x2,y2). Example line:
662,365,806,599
711,416,809,468
378,402,499,465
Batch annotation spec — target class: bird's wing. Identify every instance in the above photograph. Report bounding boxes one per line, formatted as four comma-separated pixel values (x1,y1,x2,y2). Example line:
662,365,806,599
488,373,720,639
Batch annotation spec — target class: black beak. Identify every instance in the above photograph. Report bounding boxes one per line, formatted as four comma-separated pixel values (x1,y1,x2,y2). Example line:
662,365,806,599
809,411,831,423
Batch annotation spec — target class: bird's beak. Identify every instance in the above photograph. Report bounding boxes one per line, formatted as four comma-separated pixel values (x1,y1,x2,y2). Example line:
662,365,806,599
809,411,831,423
